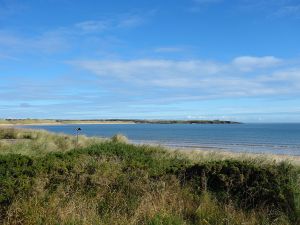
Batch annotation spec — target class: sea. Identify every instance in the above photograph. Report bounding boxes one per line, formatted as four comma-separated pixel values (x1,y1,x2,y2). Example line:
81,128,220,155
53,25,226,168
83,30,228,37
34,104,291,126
22,123,300,156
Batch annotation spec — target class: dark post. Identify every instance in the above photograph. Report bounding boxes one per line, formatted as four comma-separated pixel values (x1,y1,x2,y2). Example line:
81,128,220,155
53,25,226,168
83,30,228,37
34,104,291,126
76,127,81,148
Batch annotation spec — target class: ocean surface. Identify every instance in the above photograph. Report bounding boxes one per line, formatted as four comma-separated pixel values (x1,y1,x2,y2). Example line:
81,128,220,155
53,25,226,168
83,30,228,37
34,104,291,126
22,123,300,155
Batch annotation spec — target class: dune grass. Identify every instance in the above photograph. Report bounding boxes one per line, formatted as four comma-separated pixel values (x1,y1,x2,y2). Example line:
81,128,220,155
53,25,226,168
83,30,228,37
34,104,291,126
0,127,105,156
0,127,300,225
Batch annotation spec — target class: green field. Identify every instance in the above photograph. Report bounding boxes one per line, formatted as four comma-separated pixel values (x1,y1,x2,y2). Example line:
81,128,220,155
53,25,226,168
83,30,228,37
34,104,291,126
0,127,299,225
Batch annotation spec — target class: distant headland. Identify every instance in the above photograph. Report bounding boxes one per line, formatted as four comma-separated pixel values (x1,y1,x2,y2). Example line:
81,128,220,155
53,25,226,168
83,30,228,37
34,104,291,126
0,119,241,125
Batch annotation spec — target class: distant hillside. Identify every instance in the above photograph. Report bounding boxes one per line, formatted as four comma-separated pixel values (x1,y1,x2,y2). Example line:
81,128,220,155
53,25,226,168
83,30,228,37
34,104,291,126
0,119,241,125
119,119,241,124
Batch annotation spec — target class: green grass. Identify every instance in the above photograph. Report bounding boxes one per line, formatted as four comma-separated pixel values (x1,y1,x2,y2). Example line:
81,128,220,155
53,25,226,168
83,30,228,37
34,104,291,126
0,127,299,224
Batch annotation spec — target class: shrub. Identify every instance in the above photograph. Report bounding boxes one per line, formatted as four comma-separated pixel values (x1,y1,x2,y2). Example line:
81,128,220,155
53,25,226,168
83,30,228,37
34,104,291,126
0,128,17,139
97,171,148,218
111,133,129,143
0,129,299,224
180,160,298,222
0,154,36,223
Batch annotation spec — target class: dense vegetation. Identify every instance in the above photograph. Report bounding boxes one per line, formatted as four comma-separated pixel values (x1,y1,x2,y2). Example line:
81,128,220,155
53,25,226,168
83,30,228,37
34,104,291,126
0,128,299,224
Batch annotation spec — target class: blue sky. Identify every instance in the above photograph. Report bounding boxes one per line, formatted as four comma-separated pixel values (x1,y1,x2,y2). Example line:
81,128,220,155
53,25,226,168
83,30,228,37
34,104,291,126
1,0,300,122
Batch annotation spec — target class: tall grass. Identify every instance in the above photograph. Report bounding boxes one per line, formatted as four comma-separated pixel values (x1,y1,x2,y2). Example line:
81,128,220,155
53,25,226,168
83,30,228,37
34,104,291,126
0,127,105,156
0,127,299,224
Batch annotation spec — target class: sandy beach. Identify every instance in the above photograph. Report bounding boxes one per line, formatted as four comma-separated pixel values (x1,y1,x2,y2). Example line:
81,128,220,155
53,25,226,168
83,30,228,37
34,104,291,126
0,121,136,126
173,147,300,166
133,142,300,166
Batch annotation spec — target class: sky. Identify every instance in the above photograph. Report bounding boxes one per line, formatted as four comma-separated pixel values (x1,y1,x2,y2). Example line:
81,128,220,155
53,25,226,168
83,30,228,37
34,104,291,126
0,0,300,122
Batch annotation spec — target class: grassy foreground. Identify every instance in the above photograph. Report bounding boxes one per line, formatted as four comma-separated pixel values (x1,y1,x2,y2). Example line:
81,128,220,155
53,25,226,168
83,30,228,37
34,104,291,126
0,128,300,225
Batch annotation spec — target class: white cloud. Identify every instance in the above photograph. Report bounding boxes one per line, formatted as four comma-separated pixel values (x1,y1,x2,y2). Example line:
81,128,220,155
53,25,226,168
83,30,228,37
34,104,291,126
74,14,144,33
232,56,282,71
0,30,70,54
71,56,300,99
117,15,144,28
73,59,223,81
75,21,109,33
238,1,300,19
154,47,184,53
0,12,148,55
273,4,300,18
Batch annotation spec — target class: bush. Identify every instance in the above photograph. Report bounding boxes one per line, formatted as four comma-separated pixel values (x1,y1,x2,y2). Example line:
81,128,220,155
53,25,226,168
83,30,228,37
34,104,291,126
111,133,129,143
0,154,36,222
194,192,290,225
0,130,299,224
180,160,298,222
0,128,17,139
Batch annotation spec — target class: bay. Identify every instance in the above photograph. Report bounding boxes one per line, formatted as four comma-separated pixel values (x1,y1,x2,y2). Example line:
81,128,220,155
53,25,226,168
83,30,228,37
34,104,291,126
22,123,300,155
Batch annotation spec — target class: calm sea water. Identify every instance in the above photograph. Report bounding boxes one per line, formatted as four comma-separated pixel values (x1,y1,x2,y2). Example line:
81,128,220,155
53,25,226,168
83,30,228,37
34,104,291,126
23,123,300,155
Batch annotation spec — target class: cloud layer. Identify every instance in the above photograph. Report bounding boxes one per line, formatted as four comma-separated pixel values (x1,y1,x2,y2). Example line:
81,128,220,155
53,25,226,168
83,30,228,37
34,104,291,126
71,56,299,99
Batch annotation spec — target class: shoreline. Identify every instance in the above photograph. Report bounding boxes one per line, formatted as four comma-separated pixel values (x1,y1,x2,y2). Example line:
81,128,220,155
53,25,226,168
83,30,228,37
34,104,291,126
134,142,300,165
1,125,300,165
174,147,300,165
